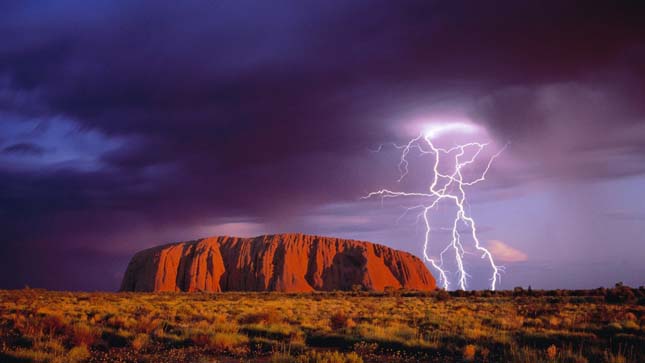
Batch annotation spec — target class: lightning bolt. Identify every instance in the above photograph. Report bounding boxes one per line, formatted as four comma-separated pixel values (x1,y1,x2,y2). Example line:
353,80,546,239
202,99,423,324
364,131,506,290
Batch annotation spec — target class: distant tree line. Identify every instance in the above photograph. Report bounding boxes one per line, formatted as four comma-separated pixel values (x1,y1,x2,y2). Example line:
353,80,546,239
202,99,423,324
343,282,645,305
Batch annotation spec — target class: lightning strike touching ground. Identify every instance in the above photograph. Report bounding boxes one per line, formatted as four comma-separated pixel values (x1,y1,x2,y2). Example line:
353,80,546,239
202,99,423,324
364,128,506,290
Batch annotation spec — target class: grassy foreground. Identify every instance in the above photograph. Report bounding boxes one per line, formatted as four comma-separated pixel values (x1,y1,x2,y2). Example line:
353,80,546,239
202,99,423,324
0,286,643,363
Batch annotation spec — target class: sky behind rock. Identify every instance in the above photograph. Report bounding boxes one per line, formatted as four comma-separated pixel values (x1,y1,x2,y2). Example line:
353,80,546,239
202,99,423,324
1,1,644,290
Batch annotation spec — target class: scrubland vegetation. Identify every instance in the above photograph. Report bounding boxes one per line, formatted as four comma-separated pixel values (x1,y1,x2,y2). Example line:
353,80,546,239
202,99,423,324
0,284,643,363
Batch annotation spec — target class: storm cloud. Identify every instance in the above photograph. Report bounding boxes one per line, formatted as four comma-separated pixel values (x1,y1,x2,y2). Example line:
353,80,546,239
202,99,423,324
1,1,644,290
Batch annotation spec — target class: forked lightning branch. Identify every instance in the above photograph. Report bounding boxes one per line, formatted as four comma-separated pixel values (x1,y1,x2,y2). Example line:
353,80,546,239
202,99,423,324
364,124,506,290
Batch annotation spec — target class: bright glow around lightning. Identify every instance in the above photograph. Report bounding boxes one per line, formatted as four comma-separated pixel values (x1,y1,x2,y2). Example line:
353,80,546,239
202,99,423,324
424,122,478,140
364,123,506,290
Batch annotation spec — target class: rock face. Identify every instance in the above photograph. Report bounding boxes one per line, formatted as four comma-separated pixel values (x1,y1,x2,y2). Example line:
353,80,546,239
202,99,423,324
120,234,436,292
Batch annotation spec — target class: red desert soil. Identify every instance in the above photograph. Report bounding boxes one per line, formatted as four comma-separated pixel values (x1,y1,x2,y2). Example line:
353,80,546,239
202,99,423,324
120,233,436,292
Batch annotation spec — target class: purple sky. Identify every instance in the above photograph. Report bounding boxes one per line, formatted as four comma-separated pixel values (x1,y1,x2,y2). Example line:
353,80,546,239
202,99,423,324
1,1,644,291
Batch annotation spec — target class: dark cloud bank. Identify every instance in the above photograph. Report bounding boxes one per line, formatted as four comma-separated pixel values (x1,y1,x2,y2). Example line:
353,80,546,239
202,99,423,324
1,1,644,290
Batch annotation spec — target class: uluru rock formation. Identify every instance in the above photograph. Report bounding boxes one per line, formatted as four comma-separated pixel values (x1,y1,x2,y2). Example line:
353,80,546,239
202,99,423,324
120,233,436,292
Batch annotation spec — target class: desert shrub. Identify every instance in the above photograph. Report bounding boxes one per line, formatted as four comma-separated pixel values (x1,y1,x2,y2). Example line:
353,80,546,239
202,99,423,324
191,317,239,335
131,333,149,351
546,344,557,359
389,323,416,341
329,312,349,331
547,315,561,328
189,331,248,354
623,312,637,322
354,323,432,349
35,338,66,355
463,344,476,361
39,314,68,336
384,286,399,295
492,315,524,330
134,315,162,334
435,290,451,301
67,345,91,363
239,309,283,325
68,323,98,347
605,285,637,304
523,317,543,328
208,332,249,354
621,320,639,331
189,332,211,347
